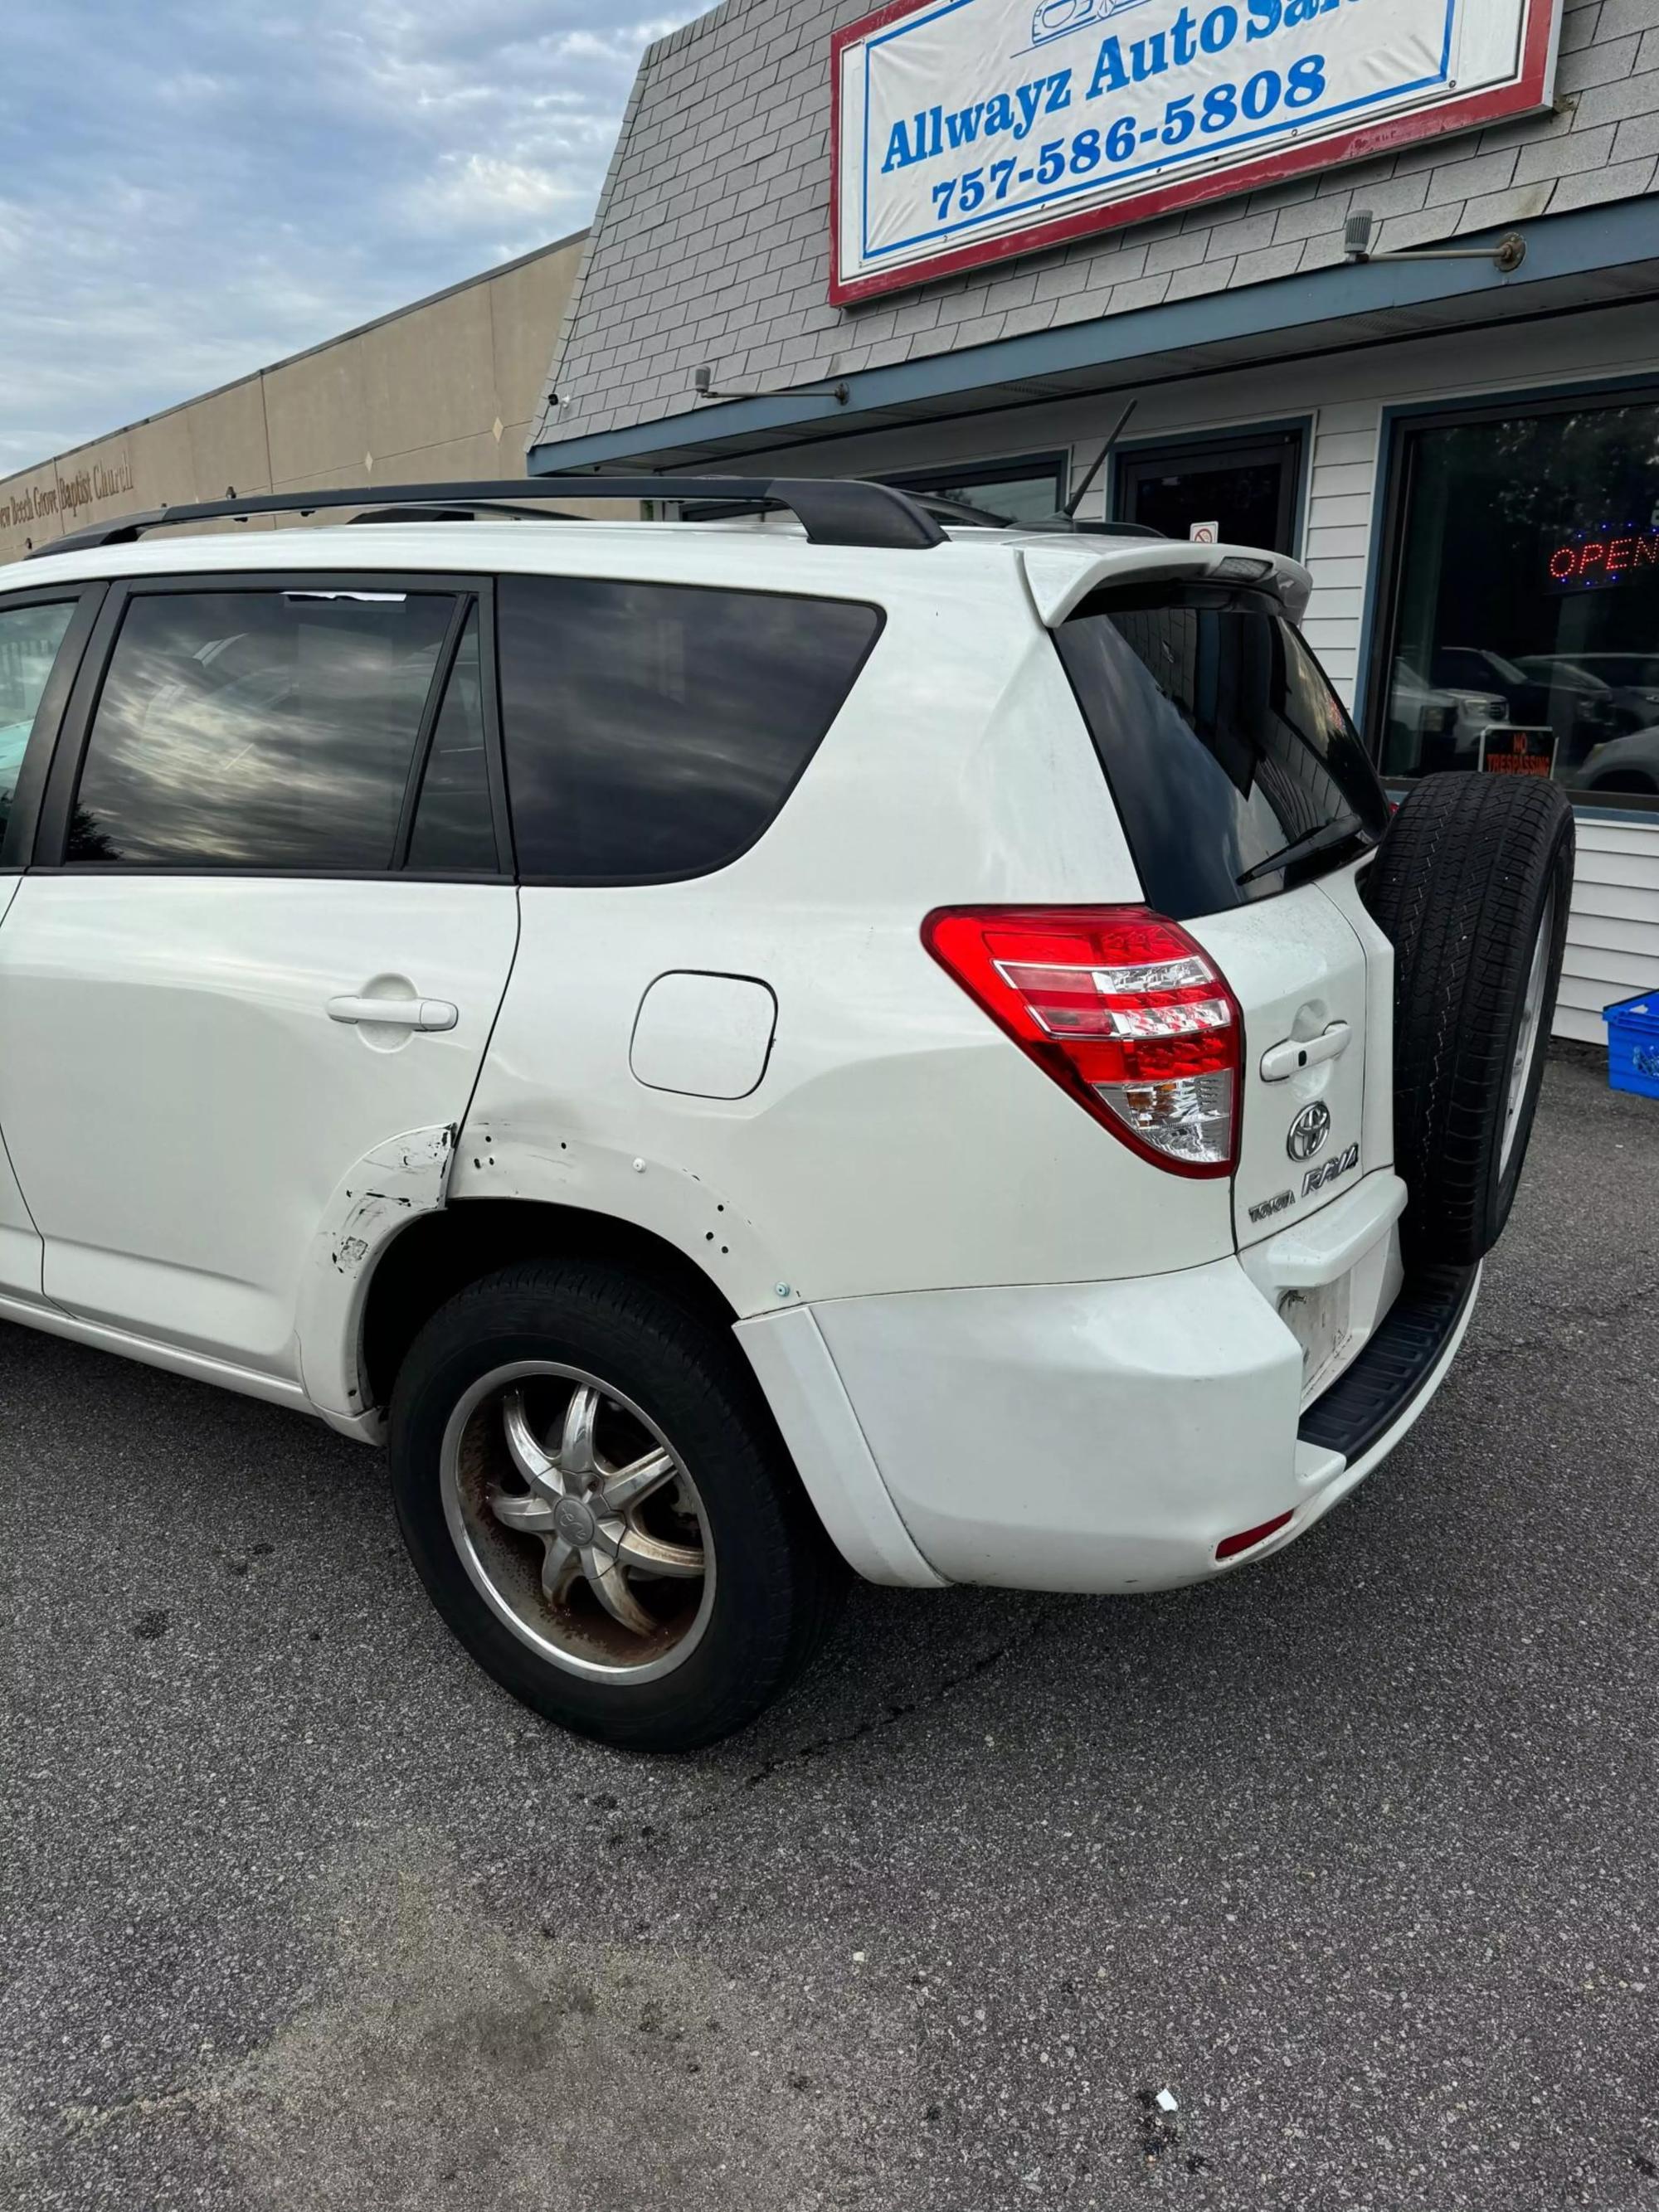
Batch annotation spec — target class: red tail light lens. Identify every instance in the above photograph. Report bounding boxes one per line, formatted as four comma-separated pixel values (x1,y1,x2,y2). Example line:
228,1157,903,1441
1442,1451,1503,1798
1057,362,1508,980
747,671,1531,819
922,906,1242,1178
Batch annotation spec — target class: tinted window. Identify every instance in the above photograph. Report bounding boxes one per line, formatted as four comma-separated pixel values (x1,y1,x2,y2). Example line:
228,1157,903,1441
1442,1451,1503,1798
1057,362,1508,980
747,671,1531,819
408,607,497,874
69,588,455,869
0,600,75,844
497,576,882,879
1378,400,1659,805
1056,583,1389,919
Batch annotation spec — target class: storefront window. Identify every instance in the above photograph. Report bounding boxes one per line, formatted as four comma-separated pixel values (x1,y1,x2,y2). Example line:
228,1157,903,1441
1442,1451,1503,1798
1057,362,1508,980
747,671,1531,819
1377,395,1659,807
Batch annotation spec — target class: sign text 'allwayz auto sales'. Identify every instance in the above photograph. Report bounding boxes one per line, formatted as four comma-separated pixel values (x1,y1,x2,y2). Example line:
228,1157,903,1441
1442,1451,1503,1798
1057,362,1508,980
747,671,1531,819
831,0,1560,302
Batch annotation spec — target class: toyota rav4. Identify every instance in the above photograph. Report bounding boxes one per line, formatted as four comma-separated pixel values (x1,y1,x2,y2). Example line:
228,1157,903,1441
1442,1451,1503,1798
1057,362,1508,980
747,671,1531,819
0,478,1573,1748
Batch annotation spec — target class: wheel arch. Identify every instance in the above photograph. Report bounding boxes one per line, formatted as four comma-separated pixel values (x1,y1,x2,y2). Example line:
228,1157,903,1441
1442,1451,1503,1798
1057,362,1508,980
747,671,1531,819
357,1198,740,1422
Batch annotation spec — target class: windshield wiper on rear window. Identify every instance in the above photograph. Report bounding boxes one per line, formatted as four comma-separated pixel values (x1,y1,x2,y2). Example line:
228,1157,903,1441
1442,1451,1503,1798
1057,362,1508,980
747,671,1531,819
1235,813,1366,888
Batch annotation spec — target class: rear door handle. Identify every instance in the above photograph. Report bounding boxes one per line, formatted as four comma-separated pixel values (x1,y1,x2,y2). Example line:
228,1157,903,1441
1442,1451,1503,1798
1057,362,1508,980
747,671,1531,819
328,994,459,1033
1260,1021,1350,1082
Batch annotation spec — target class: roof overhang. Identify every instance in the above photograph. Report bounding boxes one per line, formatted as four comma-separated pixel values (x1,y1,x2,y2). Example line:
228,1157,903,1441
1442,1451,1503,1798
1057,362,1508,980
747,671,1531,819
528,197,1659,476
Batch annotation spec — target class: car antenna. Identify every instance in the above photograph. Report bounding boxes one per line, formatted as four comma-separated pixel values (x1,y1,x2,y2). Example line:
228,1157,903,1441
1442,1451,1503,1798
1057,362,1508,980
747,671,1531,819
1063,397,1138,521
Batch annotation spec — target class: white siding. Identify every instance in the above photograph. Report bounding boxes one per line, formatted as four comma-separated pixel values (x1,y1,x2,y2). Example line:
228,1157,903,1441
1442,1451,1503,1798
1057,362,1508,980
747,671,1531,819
1559,820,1659,1043
1301,400,1383,700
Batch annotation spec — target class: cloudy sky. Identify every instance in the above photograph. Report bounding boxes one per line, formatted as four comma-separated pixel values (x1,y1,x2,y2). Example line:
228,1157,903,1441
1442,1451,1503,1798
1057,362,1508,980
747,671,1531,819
0,2,703,477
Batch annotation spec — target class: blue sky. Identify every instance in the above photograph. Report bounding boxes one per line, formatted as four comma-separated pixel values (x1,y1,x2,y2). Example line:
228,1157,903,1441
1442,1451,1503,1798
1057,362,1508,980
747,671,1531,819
0,2,703,476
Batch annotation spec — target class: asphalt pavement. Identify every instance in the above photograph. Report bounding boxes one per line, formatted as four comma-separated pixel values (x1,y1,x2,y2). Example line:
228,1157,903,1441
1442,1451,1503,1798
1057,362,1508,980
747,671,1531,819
2,1048,1657,2212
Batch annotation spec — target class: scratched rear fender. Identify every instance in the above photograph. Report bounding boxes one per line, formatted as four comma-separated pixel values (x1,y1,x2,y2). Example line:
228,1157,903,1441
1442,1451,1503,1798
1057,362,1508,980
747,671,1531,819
297,1125,458,1422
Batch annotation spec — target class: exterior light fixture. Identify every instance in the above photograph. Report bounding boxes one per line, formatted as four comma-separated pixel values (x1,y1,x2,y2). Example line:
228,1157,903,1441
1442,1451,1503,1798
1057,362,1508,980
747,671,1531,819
694,364,849,405
1345,211,1526,273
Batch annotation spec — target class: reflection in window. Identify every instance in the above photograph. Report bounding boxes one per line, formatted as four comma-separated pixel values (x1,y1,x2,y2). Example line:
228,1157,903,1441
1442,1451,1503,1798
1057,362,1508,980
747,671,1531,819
885,455,1067,526
497,576,882,879
0,600,75,840
1056,587,1388,919
408,608,496,874
70,590,456,868
1381,401,1659,805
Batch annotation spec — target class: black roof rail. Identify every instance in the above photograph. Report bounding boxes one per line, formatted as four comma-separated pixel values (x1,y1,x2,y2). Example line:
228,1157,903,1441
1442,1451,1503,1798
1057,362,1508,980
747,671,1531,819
31,475,948,560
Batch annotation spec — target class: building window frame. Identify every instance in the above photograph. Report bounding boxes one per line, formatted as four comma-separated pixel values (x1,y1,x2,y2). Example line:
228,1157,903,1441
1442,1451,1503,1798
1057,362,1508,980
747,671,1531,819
1107,418,1312,558
1360,370,1659,819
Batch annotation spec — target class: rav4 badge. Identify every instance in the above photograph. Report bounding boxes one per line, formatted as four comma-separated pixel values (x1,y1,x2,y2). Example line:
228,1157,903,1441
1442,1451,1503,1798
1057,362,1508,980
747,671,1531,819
1303,1144,1361,1198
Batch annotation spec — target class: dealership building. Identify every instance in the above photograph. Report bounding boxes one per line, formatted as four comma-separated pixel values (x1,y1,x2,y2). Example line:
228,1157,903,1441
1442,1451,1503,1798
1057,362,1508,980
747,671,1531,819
527,0,1659,1042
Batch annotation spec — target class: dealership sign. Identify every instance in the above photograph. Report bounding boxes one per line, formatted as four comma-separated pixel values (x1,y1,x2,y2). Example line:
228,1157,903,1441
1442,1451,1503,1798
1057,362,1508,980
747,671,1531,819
831,0,1560,303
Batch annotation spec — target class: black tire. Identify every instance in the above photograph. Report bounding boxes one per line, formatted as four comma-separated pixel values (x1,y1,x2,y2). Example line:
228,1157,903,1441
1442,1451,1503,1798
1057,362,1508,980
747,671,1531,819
1364,774,1574,1267
388,1261,848,1752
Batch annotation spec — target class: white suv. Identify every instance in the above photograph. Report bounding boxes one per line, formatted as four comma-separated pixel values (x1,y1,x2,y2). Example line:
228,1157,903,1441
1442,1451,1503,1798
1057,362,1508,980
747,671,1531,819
0,479,1572,1748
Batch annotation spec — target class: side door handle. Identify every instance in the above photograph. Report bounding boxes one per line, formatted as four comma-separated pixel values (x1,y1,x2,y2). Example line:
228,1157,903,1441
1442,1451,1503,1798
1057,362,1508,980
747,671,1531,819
1260,1021,1350,1082
328,994,459,1033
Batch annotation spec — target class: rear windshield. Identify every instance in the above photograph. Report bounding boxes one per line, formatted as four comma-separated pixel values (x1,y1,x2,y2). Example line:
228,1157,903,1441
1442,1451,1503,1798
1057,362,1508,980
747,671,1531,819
1055,583,1390,918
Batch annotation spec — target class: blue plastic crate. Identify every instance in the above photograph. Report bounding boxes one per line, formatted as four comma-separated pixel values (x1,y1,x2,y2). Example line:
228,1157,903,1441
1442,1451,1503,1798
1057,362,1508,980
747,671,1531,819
1603,989,1659,1100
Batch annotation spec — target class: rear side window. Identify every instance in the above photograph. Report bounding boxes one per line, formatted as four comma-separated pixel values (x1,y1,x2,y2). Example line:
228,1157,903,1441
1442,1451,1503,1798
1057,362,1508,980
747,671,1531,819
0,600,76,847
1055,584,1389,918
496,576,883,880
68,588,459,870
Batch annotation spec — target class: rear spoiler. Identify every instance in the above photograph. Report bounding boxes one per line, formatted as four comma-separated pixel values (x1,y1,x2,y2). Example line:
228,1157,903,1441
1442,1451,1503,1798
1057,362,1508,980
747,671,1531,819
1022,541,1313,628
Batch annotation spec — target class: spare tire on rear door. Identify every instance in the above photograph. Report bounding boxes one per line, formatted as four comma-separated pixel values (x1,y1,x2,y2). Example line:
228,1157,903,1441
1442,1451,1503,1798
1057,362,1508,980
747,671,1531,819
1364,773,1574,1268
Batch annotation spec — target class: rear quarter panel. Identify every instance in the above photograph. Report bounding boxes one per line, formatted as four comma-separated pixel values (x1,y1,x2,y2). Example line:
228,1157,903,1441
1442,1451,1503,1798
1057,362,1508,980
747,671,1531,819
455,553,1242,1311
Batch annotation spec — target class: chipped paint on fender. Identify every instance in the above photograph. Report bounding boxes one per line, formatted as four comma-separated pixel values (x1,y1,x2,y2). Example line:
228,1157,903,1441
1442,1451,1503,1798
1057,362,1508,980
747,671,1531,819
447,1114,786,1321
298,1125,458,1424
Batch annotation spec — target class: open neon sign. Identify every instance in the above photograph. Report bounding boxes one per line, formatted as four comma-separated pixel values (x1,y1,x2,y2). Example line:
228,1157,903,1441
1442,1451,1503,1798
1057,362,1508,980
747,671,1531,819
1547,525,1659,591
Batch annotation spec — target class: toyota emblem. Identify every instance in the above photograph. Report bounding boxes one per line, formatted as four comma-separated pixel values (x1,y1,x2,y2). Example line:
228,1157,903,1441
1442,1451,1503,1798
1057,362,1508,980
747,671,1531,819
1287,1102,1332,1162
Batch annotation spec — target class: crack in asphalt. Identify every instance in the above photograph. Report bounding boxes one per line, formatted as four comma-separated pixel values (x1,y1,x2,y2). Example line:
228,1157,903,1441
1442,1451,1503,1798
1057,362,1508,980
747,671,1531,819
1464,1268,1659,1359
738,1608,1063,1791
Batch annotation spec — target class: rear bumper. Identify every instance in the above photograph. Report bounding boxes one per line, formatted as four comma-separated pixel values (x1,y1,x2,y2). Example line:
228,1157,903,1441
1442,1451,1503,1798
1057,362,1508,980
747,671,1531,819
1298,1261,1478,1466
738,1177,1476,1593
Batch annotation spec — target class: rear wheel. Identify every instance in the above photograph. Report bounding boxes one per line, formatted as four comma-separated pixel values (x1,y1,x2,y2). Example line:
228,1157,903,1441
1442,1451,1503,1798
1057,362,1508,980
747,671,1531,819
1364,774,1574,1267
388,1261,848,1750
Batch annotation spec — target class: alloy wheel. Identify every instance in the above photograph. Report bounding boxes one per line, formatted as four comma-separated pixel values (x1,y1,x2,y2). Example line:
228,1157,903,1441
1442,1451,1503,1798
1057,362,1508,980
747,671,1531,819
440,1361,715,1683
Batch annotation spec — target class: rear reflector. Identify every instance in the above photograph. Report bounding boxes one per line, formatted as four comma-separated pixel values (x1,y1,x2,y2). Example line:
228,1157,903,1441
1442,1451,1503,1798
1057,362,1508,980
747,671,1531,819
922,906,1242,1177
1215,1510,1294,1561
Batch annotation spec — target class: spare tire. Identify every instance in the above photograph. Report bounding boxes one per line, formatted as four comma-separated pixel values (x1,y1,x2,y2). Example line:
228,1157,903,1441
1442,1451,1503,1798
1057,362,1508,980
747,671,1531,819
1364,774,1574,1267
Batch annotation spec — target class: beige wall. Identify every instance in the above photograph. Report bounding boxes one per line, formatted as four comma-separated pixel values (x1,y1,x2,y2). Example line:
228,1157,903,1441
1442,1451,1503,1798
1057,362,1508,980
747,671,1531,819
0,231,587,566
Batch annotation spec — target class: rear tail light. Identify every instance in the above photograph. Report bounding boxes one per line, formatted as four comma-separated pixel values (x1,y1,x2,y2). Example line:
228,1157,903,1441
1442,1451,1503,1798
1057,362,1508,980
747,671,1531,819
922,907,1242,1178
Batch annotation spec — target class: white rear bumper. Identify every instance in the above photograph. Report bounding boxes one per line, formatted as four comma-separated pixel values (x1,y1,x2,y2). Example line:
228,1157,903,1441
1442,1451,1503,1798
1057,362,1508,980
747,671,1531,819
738,1173,1471,1593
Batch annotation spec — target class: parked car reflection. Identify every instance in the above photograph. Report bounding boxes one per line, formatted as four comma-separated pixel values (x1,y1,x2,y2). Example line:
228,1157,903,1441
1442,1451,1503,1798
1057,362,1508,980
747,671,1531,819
1384,660,1513,775
1429,646,1623,768
1515,653,1659,733
1579,727,1659,796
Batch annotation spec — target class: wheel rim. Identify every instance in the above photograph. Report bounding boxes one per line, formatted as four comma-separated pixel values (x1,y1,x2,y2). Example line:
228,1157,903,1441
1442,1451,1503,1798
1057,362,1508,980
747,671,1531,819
440,1362,715,1684
1501,885,1555,1176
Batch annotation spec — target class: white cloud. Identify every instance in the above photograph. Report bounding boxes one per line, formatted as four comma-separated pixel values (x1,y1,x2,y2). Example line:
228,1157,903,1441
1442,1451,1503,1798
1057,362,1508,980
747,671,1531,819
414,153,593,227
0,0,707,476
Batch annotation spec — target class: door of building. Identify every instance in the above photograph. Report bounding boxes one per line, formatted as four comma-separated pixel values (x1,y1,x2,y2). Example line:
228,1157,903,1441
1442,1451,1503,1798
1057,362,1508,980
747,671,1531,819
1117,430,1304,555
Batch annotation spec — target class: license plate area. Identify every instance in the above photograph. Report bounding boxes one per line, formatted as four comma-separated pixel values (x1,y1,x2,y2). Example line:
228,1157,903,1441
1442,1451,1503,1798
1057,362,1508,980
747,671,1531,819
1279,1271,1354,1404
